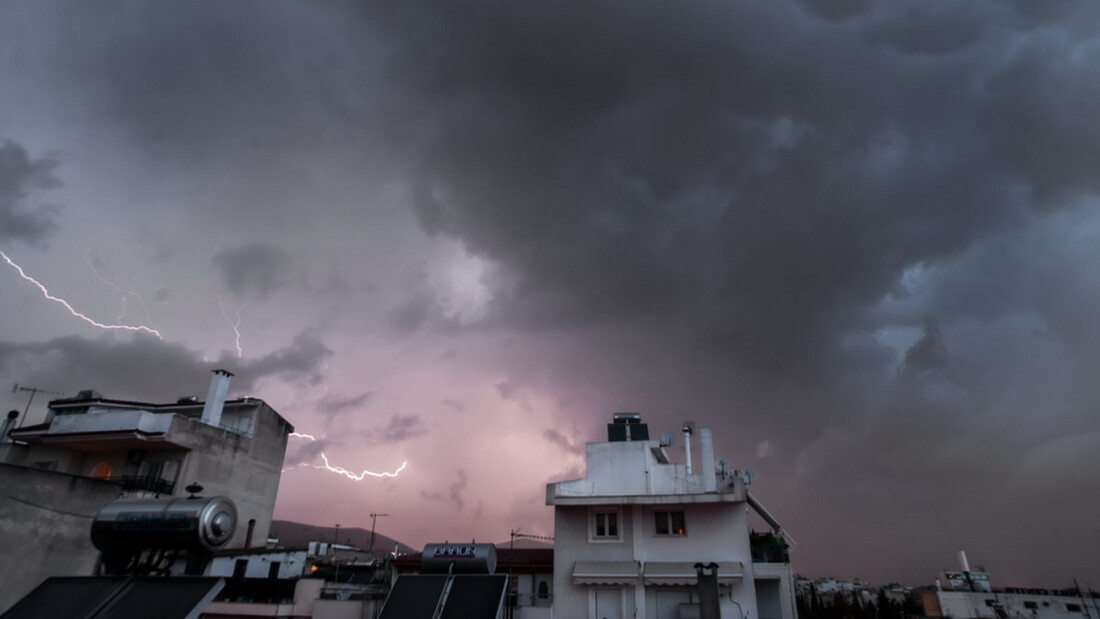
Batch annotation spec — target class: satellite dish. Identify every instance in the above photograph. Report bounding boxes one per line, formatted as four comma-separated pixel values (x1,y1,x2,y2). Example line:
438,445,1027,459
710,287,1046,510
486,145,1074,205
715,458,729,472
740,469,755,485
659,431,676,447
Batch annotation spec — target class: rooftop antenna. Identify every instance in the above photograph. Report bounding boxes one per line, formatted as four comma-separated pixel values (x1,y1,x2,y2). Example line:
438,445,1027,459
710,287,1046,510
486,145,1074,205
12,383,65,428
368,512,390,555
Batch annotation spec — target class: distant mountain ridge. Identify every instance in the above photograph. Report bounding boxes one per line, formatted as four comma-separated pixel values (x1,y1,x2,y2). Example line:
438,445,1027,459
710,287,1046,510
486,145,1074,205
269,519,416,554
270,520,554,554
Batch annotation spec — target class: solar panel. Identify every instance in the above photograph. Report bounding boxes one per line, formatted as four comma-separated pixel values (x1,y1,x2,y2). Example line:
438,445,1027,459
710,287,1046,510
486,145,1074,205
377,575,449,619
0,577,223,619
440,575,508,619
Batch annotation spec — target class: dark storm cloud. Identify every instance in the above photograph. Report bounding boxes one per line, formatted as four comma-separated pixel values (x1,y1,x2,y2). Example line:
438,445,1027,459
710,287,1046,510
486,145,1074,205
421,469,469,512
375,414,426,442
338,0,1100,582
901,319,949,377
234,331,332,389
318,389,377,416
0,330,332,404
8,0,1100,585
284,434,329,465
0,140,62,244
212,243,293,298
542,428,584,456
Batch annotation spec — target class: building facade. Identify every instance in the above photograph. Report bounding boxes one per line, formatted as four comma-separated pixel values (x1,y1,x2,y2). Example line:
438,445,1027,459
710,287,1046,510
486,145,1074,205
2,369,293,550
547,414,798,619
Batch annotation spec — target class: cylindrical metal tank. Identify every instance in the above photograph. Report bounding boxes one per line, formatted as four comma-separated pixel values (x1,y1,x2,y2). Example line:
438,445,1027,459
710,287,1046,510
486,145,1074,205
421,543,497,574
91,496,237,551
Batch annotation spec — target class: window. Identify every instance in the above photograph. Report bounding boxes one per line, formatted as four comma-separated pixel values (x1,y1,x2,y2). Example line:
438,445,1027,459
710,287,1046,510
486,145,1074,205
1067,604,1082,613
1024,602,1038,610
592,509,620,541
654,510,686,536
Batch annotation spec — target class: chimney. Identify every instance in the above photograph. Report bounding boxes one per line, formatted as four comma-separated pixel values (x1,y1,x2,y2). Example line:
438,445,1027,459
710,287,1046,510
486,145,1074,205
699,427,717,492
1,410,17,443
682,422,694,474
201,369,234,427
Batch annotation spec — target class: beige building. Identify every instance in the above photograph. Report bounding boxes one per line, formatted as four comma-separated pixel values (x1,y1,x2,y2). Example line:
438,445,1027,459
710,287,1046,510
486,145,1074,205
2,369,293,551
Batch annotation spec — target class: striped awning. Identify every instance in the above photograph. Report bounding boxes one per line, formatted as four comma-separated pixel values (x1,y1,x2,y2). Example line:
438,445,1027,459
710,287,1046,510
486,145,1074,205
642,561,743,586
572,561,639,586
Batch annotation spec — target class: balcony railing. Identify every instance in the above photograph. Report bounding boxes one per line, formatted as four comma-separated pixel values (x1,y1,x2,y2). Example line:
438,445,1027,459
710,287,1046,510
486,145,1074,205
110,475,176,495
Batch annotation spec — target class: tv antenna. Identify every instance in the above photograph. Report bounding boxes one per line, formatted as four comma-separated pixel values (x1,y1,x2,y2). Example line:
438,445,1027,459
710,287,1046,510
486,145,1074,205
11,383,65,428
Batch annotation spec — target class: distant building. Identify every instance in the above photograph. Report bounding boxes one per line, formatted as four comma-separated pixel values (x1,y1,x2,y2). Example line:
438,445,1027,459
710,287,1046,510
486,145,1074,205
922,554,1100,619
546,413,798,619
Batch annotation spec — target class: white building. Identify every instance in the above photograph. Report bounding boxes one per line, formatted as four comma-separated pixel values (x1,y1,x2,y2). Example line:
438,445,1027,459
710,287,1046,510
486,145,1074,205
547,414,798,619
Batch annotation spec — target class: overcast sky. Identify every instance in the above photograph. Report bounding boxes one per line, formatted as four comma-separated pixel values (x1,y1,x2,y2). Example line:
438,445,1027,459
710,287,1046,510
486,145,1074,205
2,0,1099,587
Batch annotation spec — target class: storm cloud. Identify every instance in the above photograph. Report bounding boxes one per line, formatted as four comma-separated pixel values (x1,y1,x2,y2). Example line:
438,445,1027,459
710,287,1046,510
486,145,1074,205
0,140,62,245
1,0,1098,587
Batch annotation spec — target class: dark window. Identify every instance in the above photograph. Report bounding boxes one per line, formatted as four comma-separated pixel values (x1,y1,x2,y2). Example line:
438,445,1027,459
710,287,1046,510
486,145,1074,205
233,559,248,580
593,511,619,539
1067,604,1082,613
268,562,281,579
537,581,549,599
1024,602,1038,610
655,511,686,536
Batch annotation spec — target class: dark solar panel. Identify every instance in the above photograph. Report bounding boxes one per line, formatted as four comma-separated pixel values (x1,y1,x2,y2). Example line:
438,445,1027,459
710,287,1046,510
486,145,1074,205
439,575,508,619
378,575,448,619
0,577,126,619
98,577,224,619
0,577,223,619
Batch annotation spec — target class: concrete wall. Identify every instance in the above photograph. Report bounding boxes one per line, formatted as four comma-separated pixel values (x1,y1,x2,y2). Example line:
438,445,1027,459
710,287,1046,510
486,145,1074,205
754,563,798,619
168,401,291,549
0,463,121,613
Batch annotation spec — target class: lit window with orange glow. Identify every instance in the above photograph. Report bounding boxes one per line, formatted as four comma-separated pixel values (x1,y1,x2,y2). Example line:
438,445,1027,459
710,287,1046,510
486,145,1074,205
654,510,686,536
90,462,112,479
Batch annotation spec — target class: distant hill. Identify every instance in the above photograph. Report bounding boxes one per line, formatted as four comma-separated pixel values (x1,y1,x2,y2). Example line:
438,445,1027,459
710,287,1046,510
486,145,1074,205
270,519,416,554
493,537,554,549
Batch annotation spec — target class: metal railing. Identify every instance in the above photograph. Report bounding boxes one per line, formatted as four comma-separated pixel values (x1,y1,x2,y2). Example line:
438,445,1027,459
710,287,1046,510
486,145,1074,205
110,475,176,495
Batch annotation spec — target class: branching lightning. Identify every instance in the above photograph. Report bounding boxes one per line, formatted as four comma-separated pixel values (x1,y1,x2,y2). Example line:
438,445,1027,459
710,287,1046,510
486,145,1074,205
284,432,407,480
84,250,159,328
1,250,163,339
217,296,251,358
316,453,408,480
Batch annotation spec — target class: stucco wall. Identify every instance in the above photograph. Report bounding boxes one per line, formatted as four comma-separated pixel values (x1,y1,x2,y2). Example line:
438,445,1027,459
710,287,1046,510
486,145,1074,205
0,463,121,613
169,402,290,549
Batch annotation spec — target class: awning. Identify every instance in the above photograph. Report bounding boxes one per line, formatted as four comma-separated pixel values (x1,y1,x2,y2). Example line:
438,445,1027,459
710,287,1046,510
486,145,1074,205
643,561,743,586
572,561,639,586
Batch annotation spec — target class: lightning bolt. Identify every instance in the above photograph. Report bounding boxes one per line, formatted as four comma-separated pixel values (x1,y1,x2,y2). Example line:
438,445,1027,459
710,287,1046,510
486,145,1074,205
1,250,163,339
84,250,159,328
217,296,251,358
284,432,407,480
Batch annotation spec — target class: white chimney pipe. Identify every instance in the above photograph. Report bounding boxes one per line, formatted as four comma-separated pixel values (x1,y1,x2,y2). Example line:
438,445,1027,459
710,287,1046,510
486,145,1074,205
958,550,971,573
699,427,717,492
683,423,693,475
201,369,233,427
